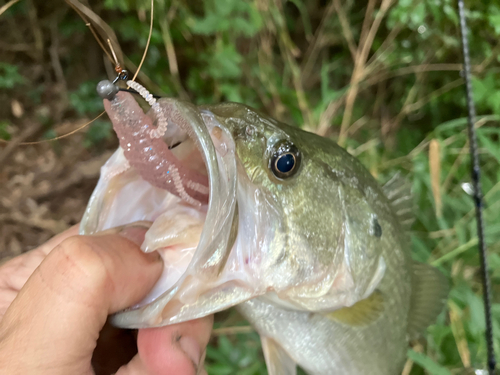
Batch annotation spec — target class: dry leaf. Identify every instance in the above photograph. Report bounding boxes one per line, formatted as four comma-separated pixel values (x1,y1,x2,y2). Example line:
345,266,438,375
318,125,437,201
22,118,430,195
429,139,442,218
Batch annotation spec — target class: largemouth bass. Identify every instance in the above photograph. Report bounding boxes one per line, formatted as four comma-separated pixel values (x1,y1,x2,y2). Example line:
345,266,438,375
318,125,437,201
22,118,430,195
80,80,448,374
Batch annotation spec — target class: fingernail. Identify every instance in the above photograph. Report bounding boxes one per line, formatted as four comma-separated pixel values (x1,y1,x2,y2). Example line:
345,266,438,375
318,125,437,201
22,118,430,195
179,336,202,369
119,226,148,246
116,222,152,246
118,224,163,266
93,221,152,238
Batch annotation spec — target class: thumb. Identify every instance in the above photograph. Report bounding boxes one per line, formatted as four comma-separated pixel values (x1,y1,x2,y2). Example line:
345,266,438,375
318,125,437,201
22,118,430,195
0,227,163,375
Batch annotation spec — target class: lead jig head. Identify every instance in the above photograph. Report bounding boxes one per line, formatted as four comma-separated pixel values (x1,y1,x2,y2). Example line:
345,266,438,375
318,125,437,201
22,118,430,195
96,80,119,100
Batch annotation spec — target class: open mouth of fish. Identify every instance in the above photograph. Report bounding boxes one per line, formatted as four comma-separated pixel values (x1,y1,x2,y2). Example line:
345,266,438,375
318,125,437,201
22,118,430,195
80,84,263,328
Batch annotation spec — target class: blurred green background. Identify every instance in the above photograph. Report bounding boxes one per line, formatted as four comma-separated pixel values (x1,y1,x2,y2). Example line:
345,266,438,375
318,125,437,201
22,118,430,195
1,0,499,374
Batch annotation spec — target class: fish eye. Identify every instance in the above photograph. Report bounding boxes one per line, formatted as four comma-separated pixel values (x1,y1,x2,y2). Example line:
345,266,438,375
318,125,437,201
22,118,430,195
270,141,301,179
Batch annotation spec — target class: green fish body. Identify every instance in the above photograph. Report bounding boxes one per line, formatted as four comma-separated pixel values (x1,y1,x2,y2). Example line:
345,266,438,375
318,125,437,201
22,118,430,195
82,88,448,374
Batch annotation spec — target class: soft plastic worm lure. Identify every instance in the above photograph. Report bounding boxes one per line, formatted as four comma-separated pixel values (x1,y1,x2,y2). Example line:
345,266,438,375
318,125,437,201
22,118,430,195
97,79,209,207
126,80,168,138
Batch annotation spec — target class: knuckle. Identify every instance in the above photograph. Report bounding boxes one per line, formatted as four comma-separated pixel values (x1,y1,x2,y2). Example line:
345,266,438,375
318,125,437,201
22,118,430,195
52,236,110,291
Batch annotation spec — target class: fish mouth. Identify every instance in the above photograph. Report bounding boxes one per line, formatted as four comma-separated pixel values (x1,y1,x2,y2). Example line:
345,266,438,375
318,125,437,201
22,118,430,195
80,89,262,328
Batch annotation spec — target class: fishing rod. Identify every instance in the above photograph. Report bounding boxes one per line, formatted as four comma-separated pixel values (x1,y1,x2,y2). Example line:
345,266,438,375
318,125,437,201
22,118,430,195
457,1,496,374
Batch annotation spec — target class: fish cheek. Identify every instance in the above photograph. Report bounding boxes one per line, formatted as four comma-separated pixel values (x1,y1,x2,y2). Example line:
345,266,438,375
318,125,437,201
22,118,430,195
346,209,381,261
234,135,268,181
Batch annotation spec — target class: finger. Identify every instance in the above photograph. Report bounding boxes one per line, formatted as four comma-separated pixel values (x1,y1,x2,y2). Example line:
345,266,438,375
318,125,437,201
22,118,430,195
36,224,81,256
0,228,163,374
0,224,80,288
114,353,149,374
134,316,213,375
0,225,80,318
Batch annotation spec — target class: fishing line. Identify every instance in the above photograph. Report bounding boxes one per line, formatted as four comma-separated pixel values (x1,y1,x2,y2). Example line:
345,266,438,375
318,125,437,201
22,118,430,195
131,0,155,82
0,112,105,145
457,1,496,373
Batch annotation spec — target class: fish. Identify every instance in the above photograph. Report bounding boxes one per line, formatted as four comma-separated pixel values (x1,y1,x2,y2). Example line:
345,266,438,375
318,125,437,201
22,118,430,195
80,80,449,375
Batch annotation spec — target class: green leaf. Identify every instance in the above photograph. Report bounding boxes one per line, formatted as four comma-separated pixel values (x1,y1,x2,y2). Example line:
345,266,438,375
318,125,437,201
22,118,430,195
488,5,500,35
407,349,451,375
410,2,426,28
83,120,112,148
0,63,25,89
70,81,103,116
0,121,11,141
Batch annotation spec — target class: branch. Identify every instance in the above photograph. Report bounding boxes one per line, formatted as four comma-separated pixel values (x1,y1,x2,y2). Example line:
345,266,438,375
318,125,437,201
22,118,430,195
333,0,357,61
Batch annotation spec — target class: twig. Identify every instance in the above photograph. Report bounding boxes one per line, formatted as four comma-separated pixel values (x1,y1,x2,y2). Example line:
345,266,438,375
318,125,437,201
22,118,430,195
401,358,414,375
332,0,357,61
0,0,20,17
383,69,424,142
65,0,124,66
300,1,337,87
338,0,394,146
365,64,464,87
271,0,314,128
317,96,345,136
30,152,113,200
366,25,402,68
358,0,377,50
49,20,67,94
0,213,68,234
256,31,287,120
350,136,378,157
27,0,44,62
212,326,254,336
0,41,33,52
442,141,468,193
0,121,43,164
158,13,189,99
403,79,464,115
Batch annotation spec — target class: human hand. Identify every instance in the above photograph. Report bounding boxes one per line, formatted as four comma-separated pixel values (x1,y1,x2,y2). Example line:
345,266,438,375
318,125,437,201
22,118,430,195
0,225,213,375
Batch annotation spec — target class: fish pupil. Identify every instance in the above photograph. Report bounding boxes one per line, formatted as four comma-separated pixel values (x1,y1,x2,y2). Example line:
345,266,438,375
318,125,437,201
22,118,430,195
269,141,301,179
276,153,295,173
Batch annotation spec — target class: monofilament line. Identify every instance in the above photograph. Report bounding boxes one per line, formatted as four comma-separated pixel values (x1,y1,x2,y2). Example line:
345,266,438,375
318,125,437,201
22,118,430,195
457,1,496,373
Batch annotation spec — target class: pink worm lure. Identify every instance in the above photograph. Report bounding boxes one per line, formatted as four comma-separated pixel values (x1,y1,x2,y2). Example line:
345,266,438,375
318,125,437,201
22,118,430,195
97,80,209,207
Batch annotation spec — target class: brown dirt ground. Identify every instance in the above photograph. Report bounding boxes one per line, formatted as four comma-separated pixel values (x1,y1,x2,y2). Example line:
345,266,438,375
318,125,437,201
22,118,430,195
0,120,116,263
0,2,119,263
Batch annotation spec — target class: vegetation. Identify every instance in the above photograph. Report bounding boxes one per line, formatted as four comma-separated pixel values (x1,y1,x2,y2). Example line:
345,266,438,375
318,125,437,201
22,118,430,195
1,0,499,373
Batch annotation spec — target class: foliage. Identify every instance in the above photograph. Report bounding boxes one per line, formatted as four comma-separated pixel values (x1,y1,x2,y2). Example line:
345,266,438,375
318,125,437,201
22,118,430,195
0,62,25,89
0,121,11,141
70,81,105,116
1,0,500,373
